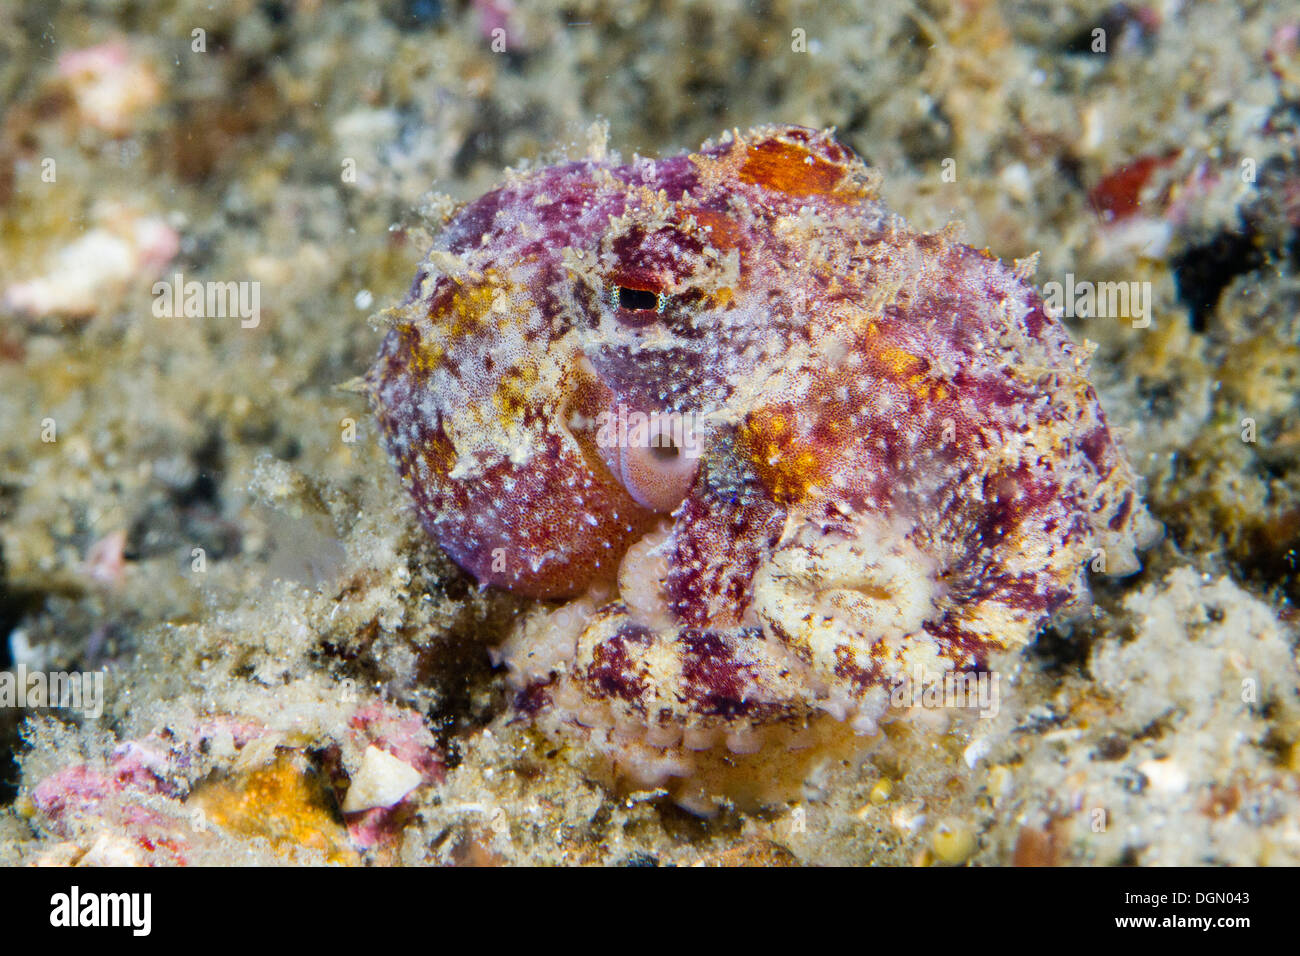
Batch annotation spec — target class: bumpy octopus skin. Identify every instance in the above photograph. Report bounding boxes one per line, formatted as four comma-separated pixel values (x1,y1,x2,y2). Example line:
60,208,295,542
368,125,1157,808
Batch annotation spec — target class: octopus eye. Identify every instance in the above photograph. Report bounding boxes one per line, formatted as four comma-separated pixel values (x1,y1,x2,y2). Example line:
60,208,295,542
619,286,658,310
609,285,668,315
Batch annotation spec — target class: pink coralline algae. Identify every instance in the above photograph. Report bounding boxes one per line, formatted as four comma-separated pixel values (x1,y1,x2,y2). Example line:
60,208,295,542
27,708,442,863
368,125,1159,811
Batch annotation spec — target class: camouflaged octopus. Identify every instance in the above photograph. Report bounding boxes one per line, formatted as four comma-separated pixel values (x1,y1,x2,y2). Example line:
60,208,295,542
368,125,1157,811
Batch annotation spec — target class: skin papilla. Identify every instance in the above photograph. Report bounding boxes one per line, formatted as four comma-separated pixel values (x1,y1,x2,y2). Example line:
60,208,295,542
368,125,1159,812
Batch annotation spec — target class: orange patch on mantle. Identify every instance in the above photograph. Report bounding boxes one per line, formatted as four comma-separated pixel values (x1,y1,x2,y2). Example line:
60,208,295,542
738,138,847,197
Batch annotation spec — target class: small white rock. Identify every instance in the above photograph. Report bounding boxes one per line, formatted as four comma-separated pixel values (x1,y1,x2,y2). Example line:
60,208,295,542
963,737,992,769
80,830,143,867
998,162,1033,203
342,745,423,813
1139,757,1189,794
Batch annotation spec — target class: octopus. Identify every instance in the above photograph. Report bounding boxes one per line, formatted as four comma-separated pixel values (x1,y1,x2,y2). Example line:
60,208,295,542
367,125,1158,812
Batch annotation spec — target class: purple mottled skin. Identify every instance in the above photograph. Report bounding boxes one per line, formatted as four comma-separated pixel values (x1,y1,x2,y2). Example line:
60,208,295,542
368,125,1157,806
